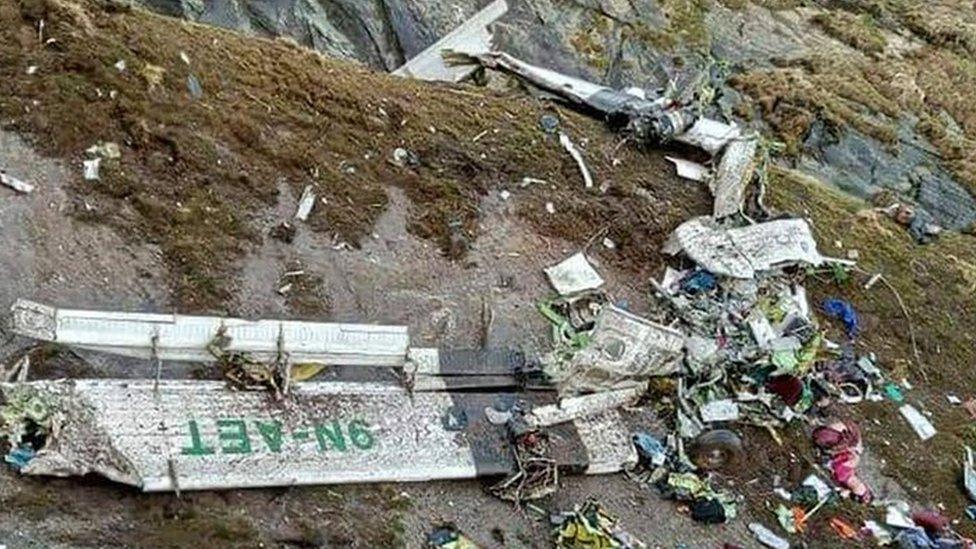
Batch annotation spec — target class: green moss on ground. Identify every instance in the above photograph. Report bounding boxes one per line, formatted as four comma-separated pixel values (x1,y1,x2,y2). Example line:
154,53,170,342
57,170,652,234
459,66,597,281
769,167,976,538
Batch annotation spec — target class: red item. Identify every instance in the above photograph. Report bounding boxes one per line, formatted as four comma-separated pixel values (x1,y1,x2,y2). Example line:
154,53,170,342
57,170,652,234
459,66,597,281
912,510,949,534
766,375,803,406
829,517,859,540
813,421,873,503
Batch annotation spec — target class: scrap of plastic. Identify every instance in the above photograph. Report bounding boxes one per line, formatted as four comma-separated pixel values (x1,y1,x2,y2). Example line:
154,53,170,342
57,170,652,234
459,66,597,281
4,445,36,470
885,502,917,530
899,404,937,441
748,523,790,549
680,270,717,295
828,517,859,540
964,447,976,503
821,299,859,339
633,432,667,466
862,520,893,545
884,383,905,402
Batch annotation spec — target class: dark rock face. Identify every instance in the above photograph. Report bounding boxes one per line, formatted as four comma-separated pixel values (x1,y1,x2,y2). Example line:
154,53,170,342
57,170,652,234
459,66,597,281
134,0,976,229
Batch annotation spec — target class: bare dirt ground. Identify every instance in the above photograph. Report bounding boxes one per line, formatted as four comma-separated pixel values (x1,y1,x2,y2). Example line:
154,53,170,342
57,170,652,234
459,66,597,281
0,128,754,547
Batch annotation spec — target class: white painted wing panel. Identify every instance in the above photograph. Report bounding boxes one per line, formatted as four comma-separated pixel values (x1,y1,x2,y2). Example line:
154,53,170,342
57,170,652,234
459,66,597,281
10,300,409,366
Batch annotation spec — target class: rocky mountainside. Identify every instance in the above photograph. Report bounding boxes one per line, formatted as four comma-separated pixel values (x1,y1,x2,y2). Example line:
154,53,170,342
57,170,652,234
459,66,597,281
137,0,976,233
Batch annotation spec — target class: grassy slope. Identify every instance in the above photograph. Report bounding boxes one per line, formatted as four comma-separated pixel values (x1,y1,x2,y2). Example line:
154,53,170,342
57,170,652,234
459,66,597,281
0,0,710,312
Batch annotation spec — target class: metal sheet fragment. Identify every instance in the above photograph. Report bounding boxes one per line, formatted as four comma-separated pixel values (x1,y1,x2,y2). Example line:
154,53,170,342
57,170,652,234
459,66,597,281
527,388,641,428
548,305,684,395
664,217,824,279
0,380,633,491
392,0,508,82
9,299,409,366
0,171,34,193
676,118,741,156
544,252,605,295
711,137,758,218
665,157,709,182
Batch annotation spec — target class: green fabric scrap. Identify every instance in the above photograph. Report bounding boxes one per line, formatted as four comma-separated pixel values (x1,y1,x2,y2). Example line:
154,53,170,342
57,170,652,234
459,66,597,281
884,383,904,402
538,301,591,350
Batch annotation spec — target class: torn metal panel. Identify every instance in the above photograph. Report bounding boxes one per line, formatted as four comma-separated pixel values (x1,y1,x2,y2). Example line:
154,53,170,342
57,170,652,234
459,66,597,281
472,51,612,108
9,300,409,367
0,380,633,491
548,305,684,395
666,157,709,182
470,51,696,145
544,252,605,296
711,137,758,218
392,0,508,82
0,171,34,193
664,217,824,279
675,118,741,156
699,399,740,423
526,388,641,428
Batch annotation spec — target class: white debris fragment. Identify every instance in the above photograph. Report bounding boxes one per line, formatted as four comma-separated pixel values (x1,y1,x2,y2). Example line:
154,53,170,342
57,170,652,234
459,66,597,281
747,310,777,349
0,171,34,193
9,299,409,367
802,474,832,500
711,137,758,219
392,0,508,82
677,118,742,156
885,501,916,529
664,217,824,279
749,523,790,549
602,237,616,249
947,394,962,405
294,185,316,221
520,177,547,187
665,156,709,182
83,158,101,181
899,404,936,440
545,202,556,214
86,142,121,159
549,305,685,395
527,388,642,427
965,447,976,502
26,65,38,75
499,189,511,201
114,59,126,72
559,133,593,189
179,51,191,65
544,252,604,295
698,399,740,422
